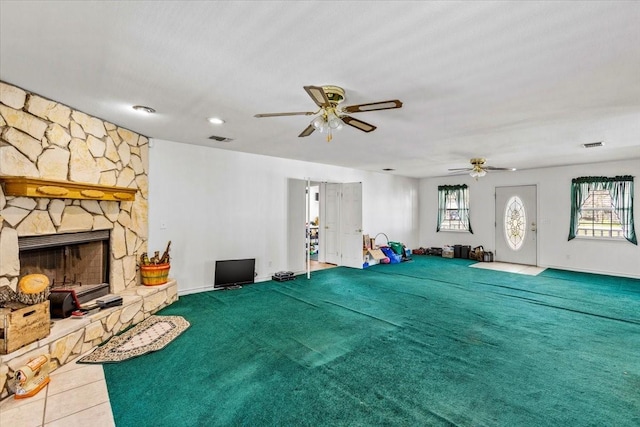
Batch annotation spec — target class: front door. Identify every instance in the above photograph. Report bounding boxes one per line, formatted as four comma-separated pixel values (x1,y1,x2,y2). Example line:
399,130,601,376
495,185,537,265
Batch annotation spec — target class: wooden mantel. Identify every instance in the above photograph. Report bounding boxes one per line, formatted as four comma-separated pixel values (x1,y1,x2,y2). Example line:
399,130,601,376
0,176,136,201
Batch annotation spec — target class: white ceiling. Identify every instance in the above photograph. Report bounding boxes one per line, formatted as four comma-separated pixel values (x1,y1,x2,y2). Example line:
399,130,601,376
1,1,639,178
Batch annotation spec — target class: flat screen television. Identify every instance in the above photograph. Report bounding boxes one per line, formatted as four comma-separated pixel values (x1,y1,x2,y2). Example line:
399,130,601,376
214,258,255,289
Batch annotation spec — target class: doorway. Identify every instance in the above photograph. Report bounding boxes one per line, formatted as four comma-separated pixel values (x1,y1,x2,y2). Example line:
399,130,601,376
286,179,363,275
495,185,537,265
307,184,320,262
307,183,332,272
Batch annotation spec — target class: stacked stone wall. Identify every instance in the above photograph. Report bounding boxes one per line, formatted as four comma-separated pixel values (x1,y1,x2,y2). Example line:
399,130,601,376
0,81,149,293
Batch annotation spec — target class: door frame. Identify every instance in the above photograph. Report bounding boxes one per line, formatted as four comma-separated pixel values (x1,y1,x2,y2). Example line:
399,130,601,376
287,179,363,277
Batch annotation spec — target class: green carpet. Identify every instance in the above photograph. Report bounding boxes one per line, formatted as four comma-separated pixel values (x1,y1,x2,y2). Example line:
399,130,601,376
104,256,640,426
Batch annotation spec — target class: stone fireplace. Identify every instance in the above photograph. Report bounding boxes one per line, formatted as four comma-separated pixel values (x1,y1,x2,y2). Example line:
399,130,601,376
0,81,177,399
0,81,149,294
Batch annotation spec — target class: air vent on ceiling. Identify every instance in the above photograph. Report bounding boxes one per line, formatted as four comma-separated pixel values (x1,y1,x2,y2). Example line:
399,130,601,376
209,135,234,142
582,141,604,148
382,168,395,171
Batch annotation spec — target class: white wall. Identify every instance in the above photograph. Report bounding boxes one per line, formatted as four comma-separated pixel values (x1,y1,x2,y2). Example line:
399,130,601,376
148,139,420,294
419,159,640,278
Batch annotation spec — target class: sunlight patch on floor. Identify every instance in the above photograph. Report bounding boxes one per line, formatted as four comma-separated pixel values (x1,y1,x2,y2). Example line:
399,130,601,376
469,262,546,276
309,261,337,272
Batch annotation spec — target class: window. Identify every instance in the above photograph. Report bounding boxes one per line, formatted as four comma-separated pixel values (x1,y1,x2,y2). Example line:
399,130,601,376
576,190,624,238
437,185,473,233
569,176,636,245
504,195,526,250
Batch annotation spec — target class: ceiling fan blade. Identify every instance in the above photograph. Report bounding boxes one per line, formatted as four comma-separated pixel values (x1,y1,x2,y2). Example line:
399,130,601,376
298,124,315,137
254,111,315,118
342,100,402,114
304,85,330,108
484,166,517,171
341,116,377,133
447,168,473,171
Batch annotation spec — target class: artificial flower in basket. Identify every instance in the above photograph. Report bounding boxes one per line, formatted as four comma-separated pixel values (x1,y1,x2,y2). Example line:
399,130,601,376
139,241,171,286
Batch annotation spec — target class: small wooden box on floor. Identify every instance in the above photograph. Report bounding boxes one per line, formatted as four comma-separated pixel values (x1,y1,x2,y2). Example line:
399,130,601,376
0,301,51,354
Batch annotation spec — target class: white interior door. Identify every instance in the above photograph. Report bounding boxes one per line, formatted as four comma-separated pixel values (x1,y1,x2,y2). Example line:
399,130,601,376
323,183,340,265
287,178,307,273
495,185,537,265
340,182,363,269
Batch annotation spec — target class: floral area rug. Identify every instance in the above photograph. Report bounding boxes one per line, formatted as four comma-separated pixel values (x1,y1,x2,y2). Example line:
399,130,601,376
78,315,190,364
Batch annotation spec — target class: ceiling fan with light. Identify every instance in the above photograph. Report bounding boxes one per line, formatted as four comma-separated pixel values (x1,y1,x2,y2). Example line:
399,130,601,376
448,158,516,179
254,85,402,142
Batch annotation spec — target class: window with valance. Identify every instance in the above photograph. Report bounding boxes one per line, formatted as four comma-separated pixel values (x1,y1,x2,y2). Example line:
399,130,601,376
437,184,473,233
568,176,636,245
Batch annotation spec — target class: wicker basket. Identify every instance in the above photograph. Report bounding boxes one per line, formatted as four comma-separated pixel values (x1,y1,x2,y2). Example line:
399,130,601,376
140,263,170,286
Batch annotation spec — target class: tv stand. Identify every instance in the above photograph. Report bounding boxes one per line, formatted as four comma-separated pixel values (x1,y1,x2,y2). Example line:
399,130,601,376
226,285,242,290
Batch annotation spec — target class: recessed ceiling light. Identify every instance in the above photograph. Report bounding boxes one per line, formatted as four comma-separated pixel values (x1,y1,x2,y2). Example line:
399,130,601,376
208,117,225,125
132,105,156,114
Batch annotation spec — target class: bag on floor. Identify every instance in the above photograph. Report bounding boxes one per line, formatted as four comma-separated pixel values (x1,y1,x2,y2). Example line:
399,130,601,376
389,241,405,256
380,246,401,264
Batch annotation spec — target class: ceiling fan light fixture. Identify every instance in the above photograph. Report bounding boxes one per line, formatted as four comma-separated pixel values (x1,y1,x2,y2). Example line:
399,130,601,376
311,116,325,130
470,167,486,178
327,111,343,130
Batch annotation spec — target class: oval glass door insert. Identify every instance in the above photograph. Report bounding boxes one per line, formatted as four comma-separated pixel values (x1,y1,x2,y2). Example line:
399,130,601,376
504,196,526,250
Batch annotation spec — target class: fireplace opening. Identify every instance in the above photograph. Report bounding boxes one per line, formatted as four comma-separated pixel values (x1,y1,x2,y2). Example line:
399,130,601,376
18,231,111,313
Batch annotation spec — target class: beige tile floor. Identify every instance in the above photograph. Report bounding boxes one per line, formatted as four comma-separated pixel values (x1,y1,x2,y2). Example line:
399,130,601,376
0,354,114,427
469,261,546,276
